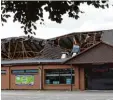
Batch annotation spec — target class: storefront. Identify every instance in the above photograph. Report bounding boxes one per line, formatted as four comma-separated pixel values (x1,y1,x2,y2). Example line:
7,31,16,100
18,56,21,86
65,42,113,90
1,65,41,90
85,64,113,90
1,65,79,90
1,59,79,90
10,66,40,90
43,65,79,90
1,42,113,90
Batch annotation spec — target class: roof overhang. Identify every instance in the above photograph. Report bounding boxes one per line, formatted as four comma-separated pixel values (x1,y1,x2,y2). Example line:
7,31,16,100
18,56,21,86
64,42,113,64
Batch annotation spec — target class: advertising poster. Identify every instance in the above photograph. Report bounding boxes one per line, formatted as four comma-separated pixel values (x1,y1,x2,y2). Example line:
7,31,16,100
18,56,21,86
16,75,34,85
66,78,71,84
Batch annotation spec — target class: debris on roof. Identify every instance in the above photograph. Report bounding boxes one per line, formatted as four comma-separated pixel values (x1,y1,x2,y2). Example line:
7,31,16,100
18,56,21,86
1,29,113,60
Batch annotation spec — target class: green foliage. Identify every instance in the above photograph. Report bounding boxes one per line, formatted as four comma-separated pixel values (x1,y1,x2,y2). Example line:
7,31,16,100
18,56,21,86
1,1,109,35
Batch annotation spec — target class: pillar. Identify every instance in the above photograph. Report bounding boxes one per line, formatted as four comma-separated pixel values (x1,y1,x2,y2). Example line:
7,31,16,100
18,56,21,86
79,67,85,90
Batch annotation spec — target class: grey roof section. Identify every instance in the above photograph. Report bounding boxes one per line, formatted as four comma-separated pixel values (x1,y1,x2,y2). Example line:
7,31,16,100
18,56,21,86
1,58,69,65
101,29,113,46
38,42,65,59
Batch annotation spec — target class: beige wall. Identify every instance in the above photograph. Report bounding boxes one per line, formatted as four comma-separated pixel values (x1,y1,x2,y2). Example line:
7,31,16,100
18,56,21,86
1,67,10,89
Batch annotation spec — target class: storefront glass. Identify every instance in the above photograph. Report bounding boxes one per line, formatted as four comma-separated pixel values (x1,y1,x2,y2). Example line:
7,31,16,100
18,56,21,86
1,70,6,74
45,69,75,84
85,65,113,90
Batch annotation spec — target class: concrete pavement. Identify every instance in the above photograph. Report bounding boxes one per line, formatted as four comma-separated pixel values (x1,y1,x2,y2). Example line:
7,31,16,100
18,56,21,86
1,90,113,100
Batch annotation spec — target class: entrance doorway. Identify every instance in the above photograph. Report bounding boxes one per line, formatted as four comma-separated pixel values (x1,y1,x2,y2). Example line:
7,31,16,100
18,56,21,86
85,65,113,90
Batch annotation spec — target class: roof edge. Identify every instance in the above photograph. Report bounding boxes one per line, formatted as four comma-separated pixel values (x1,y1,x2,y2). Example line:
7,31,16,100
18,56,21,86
64,41,113,64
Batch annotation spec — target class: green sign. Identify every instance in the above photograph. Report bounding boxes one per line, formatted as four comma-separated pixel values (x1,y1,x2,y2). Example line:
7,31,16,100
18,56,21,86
16,75,34,85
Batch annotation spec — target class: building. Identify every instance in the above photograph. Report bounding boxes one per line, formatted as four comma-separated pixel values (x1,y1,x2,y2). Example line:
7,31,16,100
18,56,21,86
1,29,113,90
1,41,113,90
65,42,113,90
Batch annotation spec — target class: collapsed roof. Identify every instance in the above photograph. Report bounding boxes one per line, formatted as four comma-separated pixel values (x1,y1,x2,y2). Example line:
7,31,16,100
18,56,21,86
1,29,113,60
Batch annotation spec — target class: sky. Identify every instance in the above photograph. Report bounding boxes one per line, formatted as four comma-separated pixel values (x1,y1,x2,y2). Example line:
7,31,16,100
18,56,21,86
1,2,113,39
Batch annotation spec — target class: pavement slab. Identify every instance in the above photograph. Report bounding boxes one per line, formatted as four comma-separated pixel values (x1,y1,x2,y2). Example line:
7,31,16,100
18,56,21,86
1,90,113,100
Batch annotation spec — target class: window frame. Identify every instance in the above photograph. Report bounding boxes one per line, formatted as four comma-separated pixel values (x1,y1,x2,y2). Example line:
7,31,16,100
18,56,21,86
1,70,7,74
45,68,75,85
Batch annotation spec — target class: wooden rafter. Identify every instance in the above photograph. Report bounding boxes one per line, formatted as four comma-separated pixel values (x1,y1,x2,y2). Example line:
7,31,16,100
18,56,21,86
12,41,18,59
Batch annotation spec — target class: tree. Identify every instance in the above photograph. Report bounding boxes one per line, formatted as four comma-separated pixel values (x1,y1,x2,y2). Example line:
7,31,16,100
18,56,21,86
1,1,109,35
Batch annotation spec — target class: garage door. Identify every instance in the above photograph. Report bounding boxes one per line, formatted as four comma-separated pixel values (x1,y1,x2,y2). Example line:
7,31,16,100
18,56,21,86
85,66,113,90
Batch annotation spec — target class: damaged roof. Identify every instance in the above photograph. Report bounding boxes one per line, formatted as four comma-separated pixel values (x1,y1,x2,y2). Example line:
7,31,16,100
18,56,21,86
1,29,113,60
37,42,65,59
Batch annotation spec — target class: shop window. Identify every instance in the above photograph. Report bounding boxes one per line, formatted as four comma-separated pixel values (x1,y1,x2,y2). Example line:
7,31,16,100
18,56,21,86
45,69,75,84
1,70,6,74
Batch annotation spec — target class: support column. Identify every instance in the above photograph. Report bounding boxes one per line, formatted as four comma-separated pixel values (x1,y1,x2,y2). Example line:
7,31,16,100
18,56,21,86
41,65,44,90
79,67,85,90
9,67,11,90
75,67,79,90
